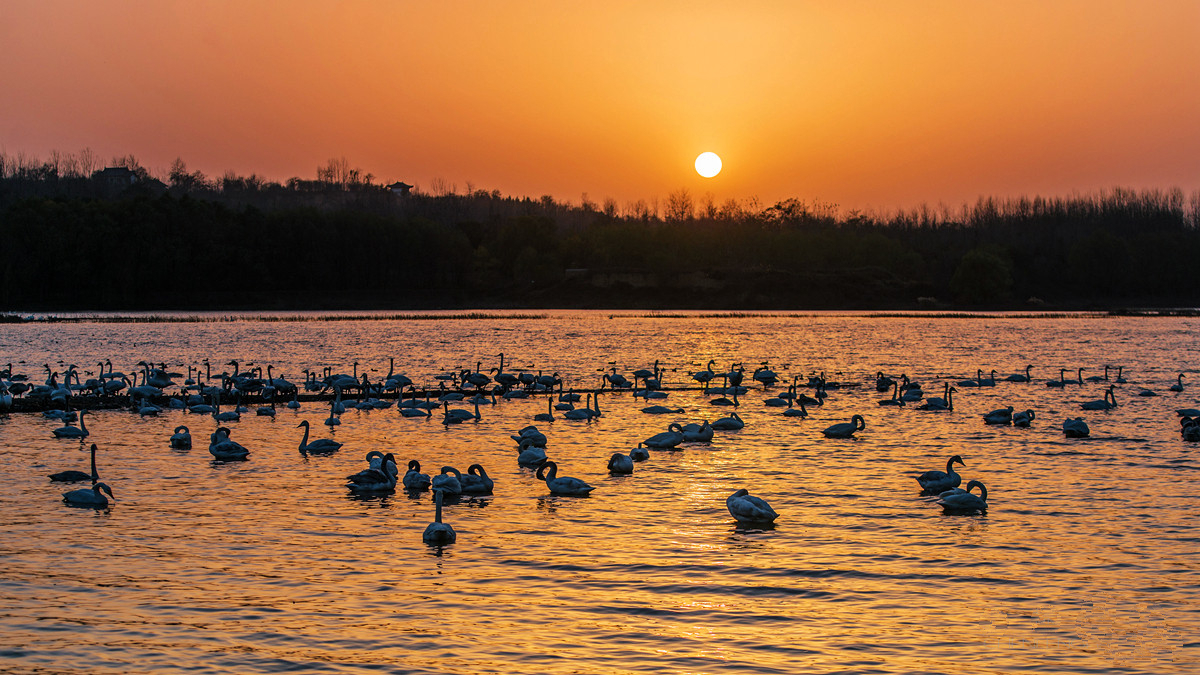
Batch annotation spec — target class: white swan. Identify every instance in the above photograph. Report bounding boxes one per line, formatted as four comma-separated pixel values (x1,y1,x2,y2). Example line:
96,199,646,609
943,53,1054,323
1062,417,1090,438
937,479,988,514
296,420,343,456
644,423,685,449
169,425,192,449
63,481,114,508
460,464,494,495
536,461,595,496
822,414,865,438
49,442,99,482
916,455,964,494
726,489,778,525
423,488,456,545
52,409,89,438
607,452,634,474
402,460,432,490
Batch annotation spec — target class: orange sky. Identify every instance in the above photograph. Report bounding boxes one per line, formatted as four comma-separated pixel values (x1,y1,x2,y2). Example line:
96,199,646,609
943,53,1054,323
2,0,1198,212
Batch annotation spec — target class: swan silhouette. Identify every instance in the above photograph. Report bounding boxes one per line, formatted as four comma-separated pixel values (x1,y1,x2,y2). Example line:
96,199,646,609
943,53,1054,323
726,489,778,525
1004,365,1032,382
402,460,432,491
629,443,650,461
982,406,1014,425
536,461,595,496
918,384,955,411
431,466,463,498
63,481,114,508
644,423,685,449
460,464,494,495
1012,409,1035,427
1080,386,1117,411
607,452,634,474
169,425,192,449
711,412,745,430
682,420,714,442
423,489,456,545
296,420,343,456
916,455,964,494
822,414,865,438
49,442,99,482
1062,417,1090,438
52,409,89,438
937,480,988,514
516,438,549,466
208,426,250,460
346,452,398,492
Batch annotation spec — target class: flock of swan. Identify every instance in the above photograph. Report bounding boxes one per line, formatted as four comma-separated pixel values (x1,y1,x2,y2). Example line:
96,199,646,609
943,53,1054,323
7,356,1196,541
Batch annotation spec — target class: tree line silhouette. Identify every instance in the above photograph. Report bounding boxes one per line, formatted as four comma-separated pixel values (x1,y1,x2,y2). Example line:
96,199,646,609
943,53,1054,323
2,150,1198,310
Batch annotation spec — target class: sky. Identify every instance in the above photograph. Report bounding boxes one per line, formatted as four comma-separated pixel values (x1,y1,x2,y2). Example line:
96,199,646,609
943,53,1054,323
2,0,1198,213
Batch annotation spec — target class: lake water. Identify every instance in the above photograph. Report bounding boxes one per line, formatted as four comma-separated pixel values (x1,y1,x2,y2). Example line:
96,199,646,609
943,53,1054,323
1,311,1198,674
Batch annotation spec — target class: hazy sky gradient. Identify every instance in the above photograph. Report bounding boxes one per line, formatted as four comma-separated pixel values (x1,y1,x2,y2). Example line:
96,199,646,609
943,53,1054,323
2,0,1197,211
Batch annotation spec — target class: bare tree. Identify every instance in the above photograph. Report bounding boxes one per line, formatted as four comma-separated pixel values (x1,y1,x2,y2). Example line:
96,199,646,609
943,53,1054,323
665,188,694,223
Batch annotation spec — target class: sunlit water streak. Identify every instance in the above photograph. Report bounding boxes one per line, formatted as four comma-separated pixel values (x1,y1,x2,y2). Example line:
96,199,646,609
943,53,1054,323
1,312,1198,674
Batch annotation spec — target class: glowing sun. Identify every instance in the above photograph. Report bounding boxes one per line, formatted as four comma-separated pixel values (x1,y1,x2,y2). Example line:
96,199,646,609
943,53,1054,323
694,151,722,178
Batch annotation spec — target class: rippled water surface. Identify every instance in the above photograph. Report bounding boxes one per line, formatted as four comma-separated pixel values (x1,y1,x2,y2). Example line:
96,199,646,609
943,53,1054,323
2,312,1199,674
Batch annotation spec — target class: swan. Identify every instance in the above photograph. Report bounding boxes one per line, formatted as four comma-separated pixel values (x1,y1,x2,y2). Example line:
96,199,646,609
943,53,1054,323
726,489,778,525
460,464,494,495
1045,368,1069,388
536,461,595,496
915,455,964,494
296,419,343,456
709,387,740,406
643,405,684,414
49,442,99,482
169,425,192,449
1181,418,1200,442
533,396,555,422
644,423,685,449
1137,387,1158,397
63,481,114,508
286,390,301,409
782,398,808,417
423,488,456,545
1004,365,1032,383
982,406,1014,425
937,479,988,514
607,452,634,474
682,420,714,442
822,414,865,438
978,369,998,387
563,393,595,420
1114,366,1126,384
875,372,896,392
402,460,432,490
629,443,650,461
512,425,548,447
516,438,549,466
918,385,955,411
1012,409,1035,427
431,466,463,498
877,382,905,407
1177,408,1200,417
1085,366,1110,383
346,452,398,492
692,360,717,390
1080,386,1117,411
52,409,89,438
1062,417,1090,438
208,426,250,460
711,412,745,430
1170,374,1185,392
